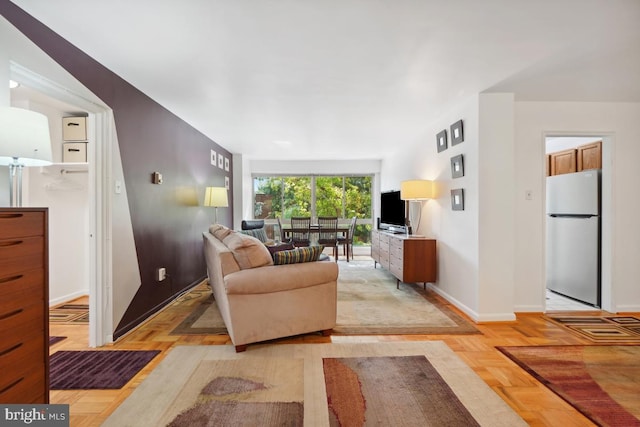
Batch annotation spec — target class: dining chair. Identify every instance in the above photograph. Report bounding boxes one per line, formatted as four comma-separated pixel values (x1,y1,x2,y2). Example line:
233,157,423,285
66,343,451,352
317,216,339,261
276,217,286,243
337,216,357,262
290,217,311,247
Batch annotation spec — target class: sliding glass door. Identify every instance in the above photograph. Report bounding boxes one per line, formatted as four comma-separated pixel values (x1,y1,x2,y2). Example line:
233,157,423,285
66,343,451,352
253,174,373,246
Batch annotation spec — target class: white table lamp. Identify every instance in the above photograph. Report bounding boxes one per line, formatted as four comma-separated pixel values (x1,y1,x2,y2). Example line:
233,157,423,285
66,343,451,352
400,180,433,235
204,186,228,224
0,107,52,207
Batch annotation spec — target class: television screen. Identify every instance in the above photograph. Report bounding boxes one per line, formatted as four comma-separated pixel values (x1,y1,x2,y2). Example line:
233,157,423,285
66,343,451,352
380,190,405,228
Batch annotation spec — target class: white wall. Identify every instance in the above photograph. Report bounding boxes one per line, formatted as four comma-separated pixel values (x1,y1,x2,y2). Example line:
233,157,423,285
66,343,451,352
12,97,91,305
477,93,516,320
514,101,640,313
381,95,484,319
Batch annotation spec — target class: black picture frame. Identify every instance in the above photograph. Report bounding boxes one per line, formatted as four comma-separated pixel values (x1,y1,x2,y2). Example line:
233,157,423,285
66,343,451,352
436,129,448,152
451,120,464,145
450,154,464,178
451,188,464,211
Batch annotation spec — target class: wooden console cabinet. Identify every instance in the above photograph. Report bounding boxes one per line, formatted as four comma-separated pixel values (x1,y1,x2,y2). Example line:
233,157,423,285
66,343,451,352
371,229,436,288
0,208,49,403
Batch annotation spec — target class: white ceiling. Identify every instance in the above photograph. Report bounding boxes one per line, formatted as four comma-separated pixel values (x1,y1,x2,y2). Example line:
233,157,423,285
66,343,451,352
10,0,640,160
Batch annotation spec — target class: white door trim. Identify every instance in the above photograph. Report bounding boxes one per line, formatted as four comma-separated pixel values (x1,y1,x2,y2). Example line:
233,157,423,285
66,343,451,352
11,62,113,346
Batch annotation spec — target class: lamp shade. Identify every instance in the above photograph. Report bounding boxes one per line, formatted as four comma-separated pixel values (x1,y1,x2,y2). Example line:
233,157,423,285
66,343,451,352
0,107,52,166
400,180,433,200
204,186,228,207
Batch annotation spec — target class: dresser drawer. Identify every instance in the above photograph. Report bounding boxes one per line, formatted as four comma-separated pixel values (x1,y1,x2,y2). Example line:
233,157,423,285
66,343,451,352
0,335,45,379
389,262,403,279
0,368,47,404
0,303,45,347
378,251,390,269
378,232,389,247
0,269,45,319
389,237,403,253
0,211,45,239
0,237,44,277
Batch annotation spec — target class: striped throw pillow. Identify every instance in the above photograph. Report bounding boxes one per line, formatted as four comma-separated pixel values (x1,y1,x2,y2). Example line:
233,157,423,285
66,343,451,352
273,245,325,265
239,228,269,243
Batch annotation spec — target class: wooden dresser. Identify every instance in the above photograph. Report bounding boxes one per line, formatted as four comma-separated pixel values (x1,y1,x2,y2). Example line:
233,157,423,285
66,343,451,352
371,229,436,288
0,208,49,403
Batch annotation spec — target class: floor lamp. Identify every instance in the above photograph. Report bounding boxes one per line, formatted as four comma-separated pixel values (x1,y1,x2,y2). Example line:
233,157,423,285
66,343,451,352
400,179,433,235
204,186,228,224
0,107,52,207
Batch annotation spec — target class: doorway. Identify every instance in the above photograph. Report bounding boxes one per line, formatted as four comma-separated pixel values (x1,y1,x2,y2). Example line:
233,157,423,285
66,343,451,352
10,63,114,347
544,135,612,312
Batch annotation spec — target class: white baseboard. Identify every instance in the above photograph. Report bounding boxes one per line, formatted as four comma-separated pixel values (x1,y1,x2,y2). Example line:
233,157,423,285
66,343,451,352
427,284,517,322
614,304,640,313
514,305,545,313
49,290,89,307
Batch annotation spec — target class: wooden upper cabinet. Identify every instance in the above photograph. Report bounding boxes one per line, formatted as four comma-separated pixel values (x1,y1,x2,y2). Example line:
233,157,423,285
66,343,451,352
549,148,577,176
577,140,602,171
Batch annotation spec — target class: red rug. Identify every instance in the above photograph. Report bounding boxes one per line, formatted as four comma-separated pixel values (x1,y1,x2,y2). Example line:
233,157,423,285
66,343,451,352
497,345,640,427
323,355,480,426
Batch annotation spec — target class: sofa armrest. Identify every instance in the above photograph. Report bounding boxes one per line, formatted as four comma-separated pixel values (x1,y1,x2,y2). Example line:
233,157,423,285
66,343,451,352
224,261,338,295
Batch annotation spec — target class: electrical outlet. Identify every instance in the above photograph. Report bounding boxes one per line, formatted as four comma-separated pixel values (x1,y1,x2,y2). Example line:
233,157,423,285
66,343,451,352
156,267,166,281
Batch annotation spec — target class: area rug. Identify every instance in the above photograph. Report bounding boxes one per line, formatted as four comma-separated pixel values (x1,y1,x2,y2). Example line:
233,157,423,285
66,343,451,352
49,336,66,346
545,315,640,343
49,303,89,323
497,345,640,427
171,261,479,336
103,342,526,426
49,350,161,389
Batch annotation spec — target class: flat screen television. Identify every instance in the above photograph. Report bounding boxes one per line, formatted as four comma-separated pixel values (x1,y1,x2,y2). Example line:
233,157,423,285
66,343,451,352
379,190,406,232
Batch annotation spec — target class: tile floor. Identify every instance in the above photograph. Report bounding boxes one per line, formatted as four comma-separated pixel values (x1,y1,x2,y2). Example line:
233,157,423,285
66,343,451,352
546,288,597,311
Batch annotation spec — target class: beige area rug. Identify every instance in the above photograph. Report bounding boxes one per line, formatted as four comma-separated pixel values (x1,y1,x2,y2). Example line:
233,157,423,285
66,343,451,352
103,342,526,427
171,261,479,336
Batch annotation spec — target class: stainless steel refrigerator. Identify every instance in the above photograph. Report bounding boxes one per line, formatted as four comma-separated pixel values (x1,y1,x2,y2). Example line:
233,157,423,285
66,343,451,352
546,169,601,307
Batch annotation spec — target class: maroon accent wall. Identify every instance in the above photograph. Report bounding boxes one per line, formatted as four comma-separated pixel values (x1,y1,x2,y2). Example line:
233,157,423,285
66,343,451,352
1,1,233,339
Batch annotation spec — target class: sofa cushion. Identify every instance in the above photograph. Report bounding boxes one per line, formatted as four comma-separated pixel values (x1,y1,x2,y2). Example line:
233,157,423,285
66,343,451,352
210,224,233,240
223,231,274,269
273,245,324,265
239,227,269,243
265,241,295,257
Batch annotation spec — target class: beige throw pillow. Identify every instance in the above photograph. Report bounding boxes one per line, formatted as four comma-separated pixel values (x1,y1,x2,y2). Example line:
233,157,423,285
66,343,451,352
223,231,274,269
210,224,233,240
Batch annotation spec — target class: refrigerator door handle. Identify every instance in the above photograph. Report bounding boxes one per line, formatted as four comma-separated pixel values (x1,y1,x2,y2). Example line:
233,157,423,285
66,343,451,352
549,214,597,218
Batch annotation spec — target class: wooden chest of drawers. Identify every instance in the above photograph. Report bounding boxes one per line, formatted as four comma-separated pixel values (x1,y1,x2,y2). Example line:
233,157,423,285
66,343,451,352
0,208,49,404
371,229,436,288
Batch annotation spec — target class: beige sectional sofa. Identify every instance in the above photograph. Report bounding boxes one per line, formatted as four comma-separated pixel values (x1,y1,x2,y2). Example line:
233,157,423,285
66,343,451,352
203,224,339,352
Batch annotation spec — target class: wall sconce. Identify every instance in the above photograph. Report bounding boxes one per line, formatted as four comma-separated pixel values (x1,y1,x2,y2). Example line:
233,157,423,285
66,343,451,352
204,186,228,224
0,107,52,206
400,180,433,235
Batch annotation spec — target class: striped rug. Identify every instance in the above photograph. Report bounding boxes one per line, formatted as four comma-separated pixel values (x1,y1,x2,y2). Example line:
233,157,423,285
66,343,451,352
545,315,640,343
50,350,161,389
498,345,640,426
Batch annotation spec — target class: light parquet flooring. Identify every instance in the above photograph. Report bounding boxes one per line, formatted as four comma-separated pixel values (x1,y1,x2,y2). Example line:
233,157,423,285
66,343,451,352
49,283,614,427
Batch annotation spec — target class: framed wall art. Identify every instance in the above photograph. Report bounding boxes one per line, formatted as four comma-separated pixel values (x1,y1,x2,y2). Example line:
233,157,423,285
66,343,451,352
436,129,448,153
450,154,464,178
218,154,224,169
224,157,230,172
451,120,464,145
451,188,464,211
210,149,217,166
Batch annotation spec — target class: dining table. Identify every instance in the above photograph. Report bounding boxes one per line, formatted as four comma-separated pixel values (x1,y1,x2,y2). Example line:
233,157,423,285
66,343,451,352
280,222,351,243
